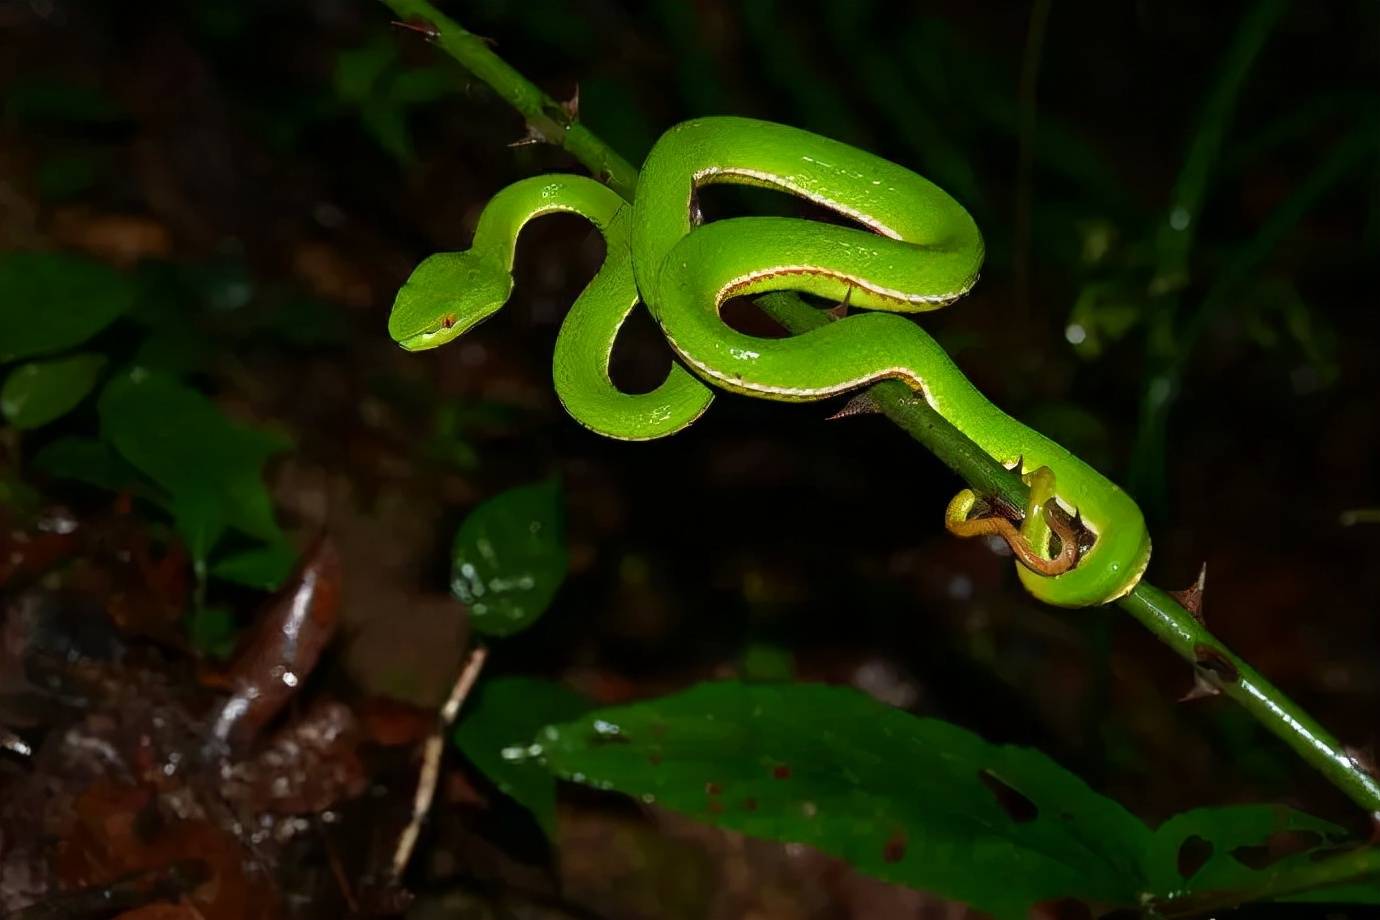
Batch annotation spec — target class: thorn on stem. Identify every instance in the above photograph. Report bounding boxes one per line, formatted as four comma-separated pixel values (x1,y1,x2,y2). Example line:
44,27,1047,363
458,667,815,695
827,286,854,321
826,392,881,421
1179,672,1220,702
560,84,581,120
1182,643,1239,702
1171,563,1208,624
508,123,550,148
390,18,440,41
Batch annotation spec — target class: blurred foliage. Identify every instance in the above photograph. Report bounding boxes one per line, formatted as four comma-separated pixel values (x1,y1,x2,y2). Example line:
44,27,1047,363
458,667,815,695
0,250,297,596
1,353,107,430
98,368,290,570
333,36,455,166
0,252,135,362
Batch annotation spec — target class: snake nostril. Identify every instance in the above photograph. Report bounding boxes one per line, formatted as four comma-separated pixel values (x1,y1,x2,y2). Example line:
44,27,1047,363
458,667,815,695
441,313,457,329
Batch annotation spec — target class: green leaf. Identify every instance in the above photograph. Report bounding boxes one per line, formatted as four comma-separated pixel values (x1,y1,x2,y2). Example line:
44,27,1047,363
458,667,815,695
188,605,238,660
0,472,42,520
453,677,591,836
133,327,215,378
98,369,290,566
739,643,795,682
387,67,454,106
0,252,136,362
210,540,298,590
359,102,415,165
334,38,395,103
1291,879,1380,905
451,479,567,638
532,681,1151,918
37,153,102,200
4,80,125,125
32,435,166,503
1,353,106,429
1144,805,1353,899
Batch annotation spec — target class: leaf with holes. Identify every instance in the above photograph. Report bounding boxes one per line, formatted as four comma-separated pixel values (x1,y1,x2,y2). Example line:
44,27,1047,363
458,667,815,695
451,479,566,638
530,680,1152,918
1,352,106,429
0,252,135,362
453,677,591,836
1144,804,1376,907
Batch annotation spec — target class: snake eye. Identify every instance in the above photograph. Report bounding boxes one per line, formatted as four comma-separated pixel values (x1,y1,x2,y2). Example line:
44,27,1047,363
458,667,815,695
441,313,457,329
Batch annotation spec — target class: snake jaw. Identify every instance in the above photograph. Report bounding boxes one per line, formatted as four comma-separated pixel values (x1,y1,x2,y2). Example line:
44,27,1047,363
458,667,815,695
396,313,466,352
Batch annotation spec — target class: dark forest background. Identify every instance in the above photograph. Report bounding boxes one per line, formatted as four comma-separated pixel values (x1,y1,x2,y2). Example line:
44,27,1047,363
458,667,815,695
1,1,1378,917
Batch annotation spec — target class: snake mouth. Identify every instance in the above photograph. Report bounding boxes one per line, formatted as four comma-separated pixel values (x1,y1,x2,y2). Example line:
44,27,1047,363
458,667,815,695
394,313,462,351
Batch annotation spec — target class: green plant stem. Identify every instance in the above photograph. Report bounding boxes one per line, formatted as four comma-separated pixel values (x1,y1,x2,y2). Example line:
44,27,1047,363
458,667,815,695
381,0,639,200
374,0,1380,818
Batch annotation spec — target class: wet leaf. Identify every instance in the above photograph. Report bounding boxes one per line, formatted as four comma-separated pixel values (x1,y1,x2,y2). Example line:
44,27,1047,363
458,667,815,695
208,538,340,748
0,251,136,362
452,677,591,836
221,699,366,814
451,479,567,637
533,681,1151,918
56,782,281,920
98,369,289,566
1,352,106,429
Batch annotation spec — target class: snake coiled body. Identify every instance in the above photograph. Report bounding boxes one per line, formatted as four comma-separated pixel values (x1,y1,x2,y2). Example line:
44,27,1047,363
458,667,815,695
388,116,1151,606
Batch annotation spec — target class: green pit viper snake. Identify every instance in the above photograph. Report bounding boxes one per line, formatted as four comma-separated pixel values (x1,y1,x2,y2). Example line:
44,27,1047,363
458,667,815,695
388,116,1151,607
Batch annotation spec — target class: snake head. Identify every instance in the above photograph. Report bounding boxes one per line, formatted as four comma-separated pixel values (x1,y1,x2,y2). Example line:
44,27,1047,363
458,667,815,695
388,250,514,351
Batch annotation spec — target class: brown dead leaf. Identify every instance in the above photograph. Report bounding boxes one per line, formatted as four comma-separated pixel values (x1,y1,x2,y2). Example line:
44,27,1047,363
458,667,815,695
291,240,373,308
48,207,173,266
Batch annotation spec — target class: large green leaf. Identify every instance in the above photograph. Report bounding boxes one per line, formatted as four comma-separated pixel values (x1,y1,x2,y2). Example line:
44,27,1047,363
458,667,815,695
0,252,136,362
453,677,591,836
98,369,289,564
1,353,106,429
532,681,1151,919
451,479,567,638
